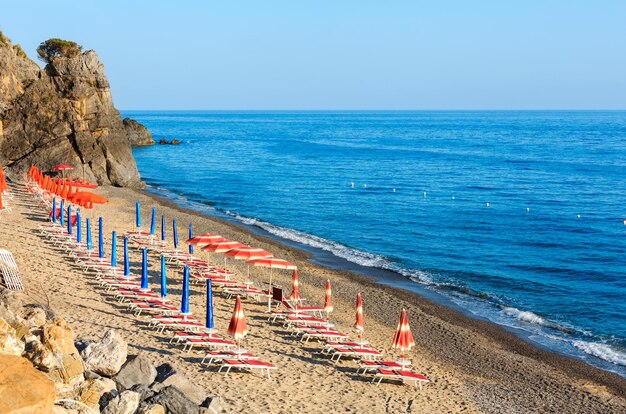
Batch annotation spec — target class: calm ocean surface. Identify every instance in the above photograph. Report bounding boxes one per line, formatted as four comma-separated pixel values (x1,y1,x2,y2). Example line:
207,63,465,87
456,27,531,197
125,110,626,376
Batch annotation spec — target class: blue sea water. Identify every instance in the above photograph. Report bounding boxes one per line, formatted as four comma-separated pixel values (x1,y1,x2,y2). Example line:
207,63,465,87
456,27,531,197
125,110,626,377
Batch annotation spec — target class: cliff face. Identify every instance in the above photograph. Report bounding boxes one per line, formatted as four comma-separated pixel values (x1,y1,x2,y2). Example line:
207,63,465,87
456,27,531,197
0,33,143,187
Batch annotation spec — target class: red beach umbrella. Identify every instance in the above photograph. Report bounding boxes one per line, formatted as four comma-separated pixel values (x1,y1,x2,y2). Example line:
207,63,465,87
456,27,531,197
53,164,74,171
201,240,247,253
224,247,273,261
290,269,301,303
186,234,225,246
227,296,249,348
392,309,415,360
246,258,297,311
354,293,364,336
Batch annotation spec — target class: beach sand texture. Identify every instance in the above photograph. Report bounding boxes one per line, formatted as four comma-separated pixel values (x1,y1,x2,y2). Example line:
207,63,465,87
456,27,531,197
1,183,625,413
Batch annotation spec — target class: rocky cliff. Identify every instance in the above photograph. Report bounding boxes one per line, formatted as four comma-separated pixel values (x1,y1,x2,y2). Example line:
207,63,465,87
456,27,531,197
0,32,144,187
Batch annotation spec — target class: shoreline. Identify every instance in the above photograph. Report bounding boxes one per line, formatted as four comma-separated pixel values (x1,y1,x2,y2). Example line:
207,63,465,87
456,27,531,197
136,185,626,398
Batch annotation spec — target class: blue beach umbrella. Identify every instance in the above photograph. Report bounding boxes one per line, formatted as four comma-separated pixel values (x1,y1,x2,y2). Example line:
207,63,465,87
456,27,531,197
98,217,104,259
188,224,194,254
173,219,179,249
59,200,65,227
86,218,92,250
67,205,72,235
181,266,190,314
52,197,57,223
141,248,149,289
111,231,117,267
161,215,166,241
160,255,167,298
123,237,130,277
136,202,141,228
150,208,156,235
206,279,214,329
76,209,82,243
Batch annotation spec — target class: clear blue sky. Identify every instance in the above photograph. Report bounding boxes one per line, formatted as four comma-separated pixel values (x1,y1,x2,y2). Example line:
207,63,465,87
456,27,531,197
2,1,625,110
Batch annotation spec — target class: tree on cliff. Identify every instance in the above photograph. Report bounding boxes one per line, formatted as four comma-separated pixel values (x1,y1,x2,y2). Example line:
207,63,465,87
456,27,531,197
36,38,83,63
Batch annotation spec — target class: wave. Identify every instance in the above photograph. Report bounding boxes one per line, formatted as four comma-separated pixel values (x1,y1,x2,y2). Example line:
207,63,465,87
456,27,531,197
572,340,626,367
502,307,546,326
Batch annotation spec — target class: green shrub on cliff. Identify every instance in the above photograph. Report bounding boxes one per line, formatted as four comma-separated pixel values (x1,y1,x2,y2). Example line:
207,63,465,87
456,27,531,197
36,38,83,63
0,30,9,45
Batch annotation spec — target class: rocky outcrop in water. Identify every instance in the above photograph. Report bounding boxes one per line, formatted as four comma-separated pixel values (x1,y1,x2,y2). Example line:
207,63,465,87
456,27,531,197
124,118,155,146
0,31,143,187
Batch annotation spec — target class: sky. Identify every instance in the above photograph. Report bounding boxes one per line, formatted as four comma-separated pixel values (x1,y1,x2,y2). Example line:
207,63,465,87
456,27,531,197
2,0,626,110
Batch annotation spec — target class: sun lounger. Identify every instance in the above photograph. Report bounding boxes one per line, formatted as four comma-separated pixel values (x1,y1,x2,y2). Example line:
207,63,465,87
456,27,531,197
128,299,177,316
357,360,409,374
181,336,237,352
219,359,277,380
329,346,383,362
0,248,24,291
373,369,430,389
201,350,258,365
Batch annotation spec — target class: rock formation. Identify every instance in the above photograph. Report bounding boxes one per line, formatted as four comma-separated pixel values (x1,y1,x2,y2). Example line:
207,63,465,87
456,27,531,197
123,118,155,146
0,31,144,187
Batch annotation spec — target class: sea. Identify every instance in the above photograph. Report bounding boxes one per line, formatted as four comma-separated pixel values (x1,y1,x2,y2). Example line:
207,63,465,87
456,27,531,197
124,110,626,377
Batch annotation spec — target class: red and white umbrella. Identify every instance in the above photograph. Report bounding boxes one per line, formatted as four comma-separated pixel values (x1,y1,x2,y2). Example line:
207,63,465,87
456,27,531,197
225,247,273,282
201,240,247,253
246,258,297,311
186,234,224,246
323,279,333,314
53,164,74,179
290,269,301,304
227,296,249,349
392,309,415,361
354,293,364,337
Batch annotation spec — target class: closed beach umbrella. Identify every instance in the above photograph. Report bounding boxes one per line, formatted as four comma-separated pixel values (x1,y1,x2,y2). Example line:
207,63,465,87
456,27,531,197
98,217,104,259
188,224,194,254
324,280,333,315
52,197,57,223
246,258,297,311
150,207,156,235
141,248,149,290
161,215,166,241
86,218,92,250
59,199,65,226
111,231,117,267
206,279,214,330
181,266,190,315
135,202,141,228
123,237,130,277
186,233,224,246
160,255,167,299
173,219,179,249
290,270,301,304
227,296,249,349
354,293,365,339
392,309,415,362
76,209,81,243
67,205,72,235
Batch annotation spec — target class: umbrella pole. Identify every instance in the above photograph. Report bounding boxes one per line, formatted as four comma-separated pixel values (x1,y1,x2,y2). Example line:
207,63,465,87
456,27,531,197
267,268,273,312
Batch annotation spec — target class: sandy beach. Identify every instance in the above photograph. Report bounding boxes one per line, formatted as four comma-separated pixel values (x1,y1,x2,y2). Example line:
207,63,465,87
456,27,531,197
1,180,625,414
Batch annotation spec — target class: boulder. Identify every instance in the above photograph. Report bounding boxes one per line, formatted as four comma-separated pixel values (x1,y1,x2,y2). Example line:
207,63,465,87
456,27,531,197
20,305,48,329
139,404,165,414
114,355,157,390
201,396,223,414
152,371,206,405
76,377,116,411
146,386,199,414
170,139,181,145
41,318,84,389
102,390,140,414
159,138,168,145
0,318,25,355
129,383,155,402
155,362,177,383
0,354,56,414
80,329,128,376
123,118,155,146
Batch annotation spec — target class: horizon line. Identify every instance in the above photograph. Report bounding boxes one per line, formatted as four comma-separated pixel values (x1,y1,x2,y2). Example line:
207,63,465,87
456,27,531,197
119,108,626,112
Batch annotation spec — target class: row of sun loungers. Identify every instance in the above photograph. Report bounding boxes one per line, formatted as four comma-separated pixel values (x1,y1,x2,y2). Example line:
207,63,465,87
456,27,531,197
26,177,428,386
